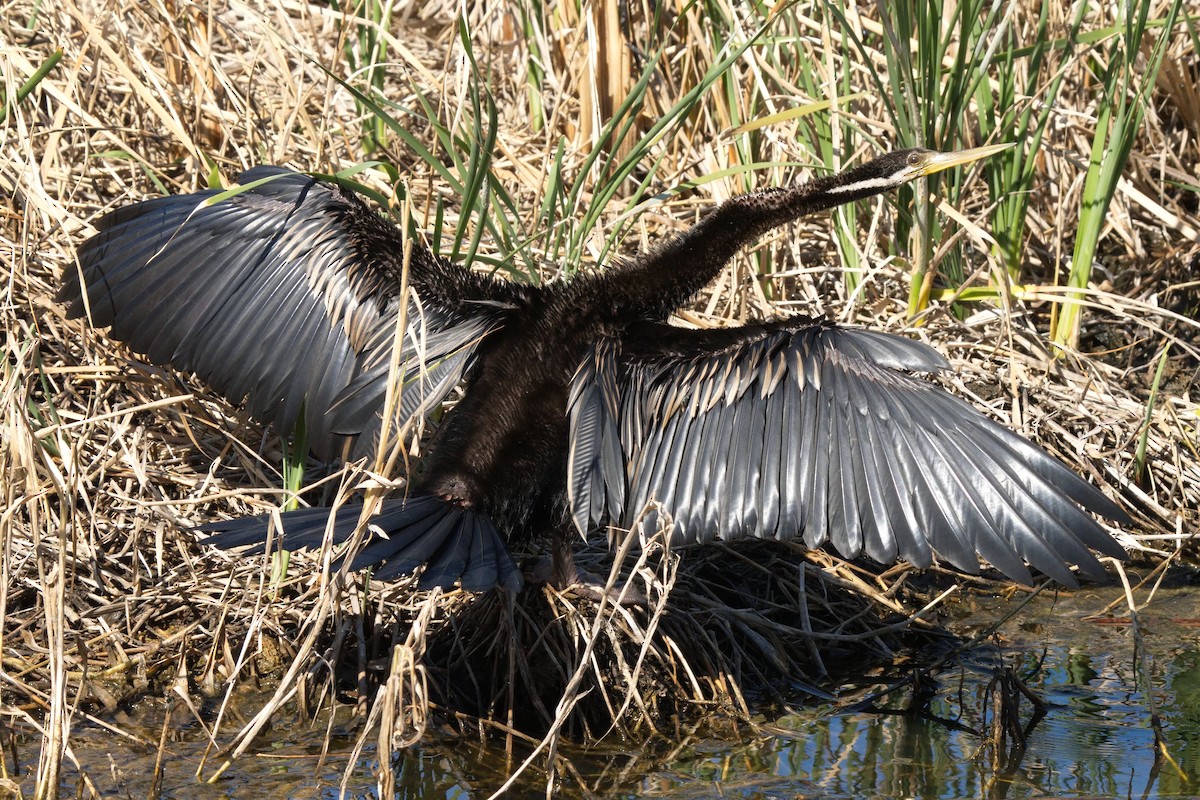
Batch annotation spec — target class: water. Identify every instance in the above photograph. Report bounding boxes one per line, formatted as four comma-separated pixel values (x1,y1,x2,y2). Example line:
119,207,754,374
649,643,1200,798
24,587,1200,799
641,587,1200,799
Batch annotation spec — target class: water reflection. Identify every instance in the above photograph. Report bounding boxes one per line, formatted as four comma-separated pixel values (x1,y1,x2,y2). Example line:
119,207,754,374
644,590,1200,799
27,590,1200,799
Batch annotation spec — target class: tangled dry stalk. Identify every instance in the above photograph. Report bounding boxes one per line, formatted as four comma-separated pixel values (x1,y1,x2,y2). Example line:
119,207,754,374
2,0,1198,795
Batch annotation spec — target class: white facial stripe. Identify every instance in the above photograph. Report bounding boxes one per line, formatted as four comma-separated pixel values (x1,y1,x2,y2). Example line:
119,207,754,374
826,174,904,194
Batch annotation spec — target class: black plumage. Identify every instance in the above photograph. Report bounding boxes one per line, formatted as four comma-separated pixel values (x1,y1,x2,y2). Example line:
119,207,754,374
61,147,1128,593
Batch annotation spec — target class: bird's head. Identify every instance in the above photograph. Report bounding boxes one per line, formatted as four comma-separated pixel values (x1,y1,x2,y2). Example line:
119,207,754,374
828,142,1016,197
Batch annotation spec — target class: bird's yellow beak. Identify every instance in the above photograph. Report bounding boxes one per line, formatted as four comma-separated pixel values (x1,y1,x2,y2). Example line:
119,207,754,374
914,142,1016,177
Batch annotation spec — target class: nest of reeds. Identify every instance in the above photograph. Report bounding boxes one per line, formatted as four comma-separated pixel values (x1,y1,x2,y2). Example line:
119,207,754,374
165,524,966,786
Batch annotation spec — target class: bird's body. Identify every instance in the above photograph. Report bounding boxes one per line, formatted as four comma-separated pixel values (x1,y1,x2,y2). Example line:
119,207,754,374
420,284,583,528
62,146,1128,593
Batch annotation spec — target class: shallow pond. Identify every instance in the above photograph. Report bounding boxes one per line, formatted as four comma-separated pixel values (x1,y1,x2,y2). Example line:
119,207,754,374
26,585,1200,799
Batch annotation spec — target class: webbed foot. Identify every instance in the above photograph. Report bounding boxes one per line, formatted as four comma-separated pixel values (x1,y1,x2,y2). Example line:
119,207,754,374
527,537,647,607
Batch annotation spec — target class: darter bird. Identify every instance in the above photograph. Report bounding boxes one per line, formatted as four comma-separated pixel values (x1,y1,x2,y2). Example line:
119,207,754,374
61,144,1129,594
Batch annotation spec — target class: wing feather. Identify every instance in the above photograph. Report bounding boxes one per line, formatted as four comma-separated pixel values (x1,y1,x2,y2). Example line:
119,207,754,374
759,358,785,539
65,167,519,462
567,319,1126,584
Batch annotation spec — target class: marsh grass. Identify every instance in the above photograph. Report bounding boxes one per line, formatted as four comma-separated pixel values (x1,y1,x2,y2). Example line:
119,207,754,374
2,0,1198,796
1051,0,1184,348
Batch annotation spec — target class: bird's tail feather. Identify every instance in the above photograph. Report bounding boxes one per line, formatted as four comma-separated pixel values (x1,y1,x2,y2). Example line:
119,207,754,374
200,495,521,592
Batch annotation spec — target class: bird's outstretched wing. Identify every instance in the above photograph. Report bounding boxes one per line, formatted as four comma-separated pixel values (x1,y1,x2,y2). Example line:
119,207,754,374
567,318,1128,586
62,167,522,461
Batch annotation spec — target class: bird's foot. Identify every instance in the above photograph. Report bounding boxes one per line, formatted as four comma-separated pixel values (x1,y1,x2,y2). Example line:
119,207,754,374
527,553,647,607
564,566,649,607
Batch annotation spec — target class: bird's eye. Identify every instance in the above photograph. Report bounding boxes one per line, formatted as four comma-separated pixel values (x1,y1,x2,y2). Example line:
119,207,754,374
907,152,922,167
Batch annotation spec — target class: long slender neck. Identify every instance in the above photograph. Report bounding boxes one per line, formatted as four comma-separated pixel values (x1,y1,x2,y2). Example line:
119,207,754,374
595,164,897,323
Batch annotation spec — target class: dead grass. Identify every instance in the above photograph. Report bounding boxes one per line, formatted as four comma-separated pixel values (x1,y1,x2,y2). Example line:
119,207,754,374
2,0,1198,796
